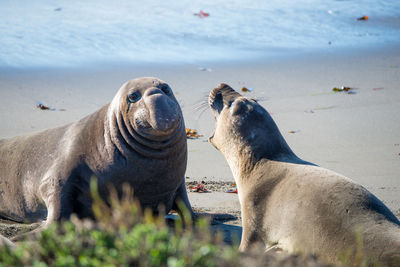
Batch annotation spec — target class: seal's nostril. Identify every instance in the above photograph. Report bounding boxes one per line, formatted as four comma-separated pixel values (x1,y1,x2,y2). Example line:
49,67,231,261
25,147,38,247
209,89,221,105
215,91,222,102
158,84,171,95
144,87,164,97
145,84,172,97
210,91,223,110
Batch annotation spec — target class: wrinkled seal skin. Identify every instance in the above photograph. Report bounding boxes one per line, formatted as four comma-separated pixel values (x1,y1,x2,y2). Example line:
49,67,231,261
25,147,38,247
0,77,192,241
208,83,400,265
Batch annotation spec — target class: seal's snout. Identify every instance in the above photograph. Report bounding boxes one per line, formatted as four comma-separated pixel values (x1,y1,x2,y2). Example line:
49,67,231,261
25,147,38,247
209,87,224,114
143,86,180,134
209,83,242,115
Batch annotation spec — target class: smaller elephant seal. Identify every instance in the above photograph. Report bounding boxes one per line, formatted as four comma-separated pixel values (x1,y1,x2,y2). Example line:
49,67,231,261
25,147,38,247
208,83,400,265
0,77,193,241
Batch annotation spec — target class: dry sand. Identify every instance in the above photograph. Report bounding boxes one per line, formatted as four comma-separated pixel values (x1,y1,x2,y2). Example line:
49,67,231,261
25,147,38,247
1,45,399,243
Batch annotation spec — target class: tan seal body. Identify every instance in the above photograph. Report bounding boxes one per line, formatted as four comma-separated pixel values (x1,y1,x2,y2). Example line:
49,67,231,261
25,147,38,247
0,77,192,237
208,84,400,265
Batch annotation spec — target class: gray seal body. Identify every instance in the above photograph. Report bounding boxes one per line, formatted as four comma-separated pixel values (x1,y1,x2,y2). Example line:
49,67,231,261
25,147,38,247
0,77,192,239
208,83,400,265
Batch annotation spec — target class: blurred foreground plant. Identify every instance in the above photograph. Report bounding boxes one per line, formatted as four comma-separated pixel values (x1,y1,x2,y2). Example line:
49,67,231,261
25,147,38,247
0,180,238,267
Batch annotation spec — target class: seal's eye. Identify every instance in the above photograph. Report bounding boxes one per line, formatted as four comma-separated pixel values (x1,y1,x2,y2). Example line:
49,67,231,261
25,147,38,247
159,84,171,94
127,92,141,103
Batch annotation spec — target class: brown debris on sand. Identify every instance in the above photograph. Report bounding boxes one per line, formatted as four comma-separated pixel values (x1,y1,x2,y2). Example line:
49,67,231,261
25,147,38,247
36,102,50,110
190,182,211,193
186,181,237,192
186,128,203,139
332,86,357,94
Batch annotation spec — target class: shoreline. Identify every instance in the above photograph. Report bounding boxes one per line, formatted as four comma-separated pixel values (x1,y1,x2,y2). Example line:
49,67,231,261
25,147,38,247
2,41,400,72
1,44,399,219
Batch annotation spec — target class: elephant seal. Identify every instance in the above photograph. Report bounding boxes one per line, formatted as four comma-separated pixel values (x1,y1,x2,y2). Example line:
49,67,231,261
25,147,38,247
0,77,192,240
208,83,400,265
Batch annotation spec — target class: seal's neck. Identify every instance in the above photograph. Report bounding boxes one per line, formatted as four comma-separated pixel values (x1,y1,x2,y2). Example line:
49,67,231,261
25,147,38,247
226,144,314,207
222,130,314,183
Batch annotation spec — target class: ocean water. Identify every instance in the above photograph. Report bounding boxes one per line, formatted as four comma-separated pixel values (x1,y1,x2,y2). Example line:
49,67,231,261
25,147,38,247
1,0,399,68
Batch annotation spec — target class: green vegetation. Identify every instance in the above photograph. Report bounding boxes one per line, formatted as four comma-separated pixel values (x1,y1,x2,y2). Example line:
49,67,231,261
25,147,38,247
0,184,238,267
0,218,237,267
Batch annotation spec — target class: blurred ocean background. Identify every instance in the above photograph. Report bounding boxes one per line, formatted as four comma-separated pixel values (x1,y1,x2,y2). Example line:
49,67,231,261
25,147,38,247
1,0,399,68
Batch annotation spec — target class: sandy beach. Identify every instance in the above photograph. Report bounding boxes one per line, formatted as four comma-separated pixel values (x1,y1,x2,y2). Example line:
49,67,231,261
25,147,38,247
1,45,399,240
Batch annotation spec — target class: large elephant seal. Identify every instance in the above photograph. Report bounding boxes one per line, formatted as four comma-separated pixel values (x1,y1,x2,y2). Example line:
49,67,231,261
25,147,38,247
0,77,192,240
208,83,400,265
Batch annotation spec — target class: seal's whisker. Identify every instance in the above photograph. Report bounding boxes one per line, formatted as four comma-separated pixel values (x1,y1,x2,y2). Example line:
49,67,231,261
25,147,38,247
253,96,269,102
194,102,209,113
190,92,212,128
193,93,210,112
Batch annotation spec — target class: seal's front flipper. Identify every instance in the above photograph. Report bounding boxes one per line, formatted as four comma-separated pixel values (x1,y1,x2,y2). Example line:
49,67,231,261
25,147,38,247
172,179,195,223
0,234,15,248
11,185,63,242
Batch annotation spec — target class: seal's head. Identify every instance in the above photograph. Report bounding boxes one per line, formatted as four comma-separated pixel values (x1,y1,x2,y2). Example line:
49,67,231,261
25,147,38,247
208,83,292,165
111,77,183,141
